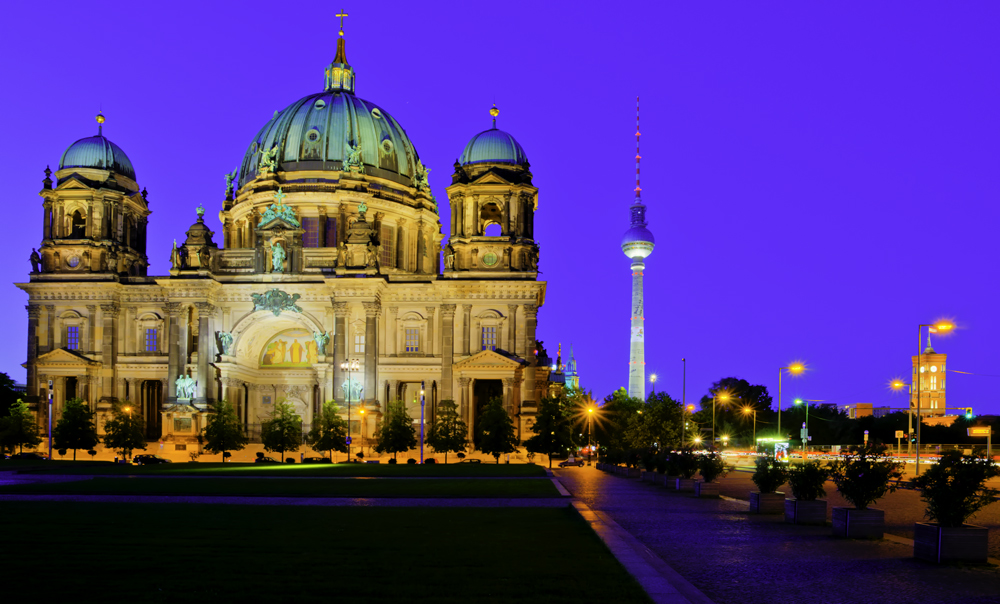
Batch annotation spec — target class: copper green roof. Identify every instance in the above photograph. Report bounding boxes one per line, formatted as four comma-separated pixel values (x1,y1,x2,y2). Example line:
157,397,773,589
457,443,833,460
59,135,136,180
459,128,528,166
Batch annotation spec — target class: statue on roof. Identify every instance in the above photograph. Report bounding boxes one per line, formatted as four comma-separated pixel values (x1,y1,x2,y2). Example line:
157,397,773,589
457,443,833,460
224,169,237,196
344,140,363,172
414,160,431,192
29,248,40,273
258,145,278,177
271,241,286,273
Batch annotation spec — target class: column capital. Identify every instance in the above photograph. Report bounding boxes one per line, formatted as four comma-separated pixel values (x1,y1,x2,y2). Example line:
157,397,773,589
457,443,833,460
162,302,182,316
523,304,538,318
45,304,55,312
334,302,350,317
462,304,472,314
440,303,456,317
86,305,97,312
195,302,216,315
100,303,120,318
26,305,42,318
388,306,399,314
502,377,515,387
458,377,471,387
362,301,381,318
425,306,437,316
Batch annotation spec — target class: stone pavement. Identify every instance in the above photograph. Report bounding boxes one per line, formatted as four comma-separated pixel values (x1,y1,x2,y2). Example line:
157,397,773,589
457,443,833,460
556,466,1000,604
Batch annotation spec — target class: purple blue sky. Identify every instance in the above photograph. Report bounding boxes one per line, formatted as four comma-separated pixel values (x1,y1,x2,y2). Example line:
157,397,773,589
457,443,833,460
4,2,999,414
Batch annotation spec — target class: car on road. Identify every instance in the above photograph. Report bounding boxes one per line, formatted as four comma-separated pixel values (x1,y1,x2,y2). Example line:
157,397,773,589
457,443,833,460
254,456,280,464
458,459,482,464
558,457,584,468
133,454,172,465
5,452,48,461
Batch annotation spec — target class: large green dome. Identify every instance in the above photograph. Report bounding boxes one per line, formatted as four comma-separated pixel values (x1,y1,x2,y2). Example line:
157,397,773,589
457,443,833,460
60,134,136,181
237,90,421,189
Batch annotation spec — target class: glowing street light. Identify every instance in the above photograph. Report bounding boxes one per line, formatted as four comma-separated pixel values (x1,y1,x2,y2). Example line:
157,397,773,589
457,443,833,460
889,379,913,455
915,320,956,474
587,406,595,465
712,391,735,449
359,408,367,457
742,406,757,451
777,362,805,437
793,398,823,455
340,358,360,459
682,404,695,447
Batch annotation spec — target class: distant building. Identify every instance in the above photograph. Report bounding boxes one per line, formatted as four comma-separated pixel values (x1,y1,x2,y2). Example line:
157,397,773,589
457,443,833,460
912,341,947,416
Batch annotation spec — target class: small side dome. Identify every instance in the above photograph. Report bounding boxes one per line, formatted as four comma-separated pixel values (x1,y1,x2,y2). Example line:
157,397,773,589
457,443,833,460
459,105,528,166
59,116,136,181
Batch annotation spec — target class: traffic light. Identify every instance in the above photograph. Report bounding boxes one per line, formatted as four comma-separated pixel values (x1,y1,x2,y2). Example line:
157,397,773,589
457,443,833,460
910,436,917,444
965,408,973,419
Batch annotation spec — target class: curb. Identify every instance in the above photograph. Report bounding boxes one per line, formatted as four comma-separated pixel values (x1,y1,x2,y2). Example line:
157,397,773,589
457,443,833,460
571,500,715,604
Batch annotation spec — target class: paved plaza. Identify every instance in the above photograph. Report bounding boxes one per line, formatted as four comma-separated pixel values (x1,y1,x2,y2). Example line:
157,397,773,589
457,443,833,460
556,466,1000,604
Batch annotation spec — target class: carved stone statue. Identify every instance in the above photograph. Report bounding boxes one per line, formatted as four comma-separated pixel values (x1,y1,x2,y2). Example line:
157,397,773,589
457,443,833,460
258,145,278,177
29,248,40,273
503,247,512,269
344,140,363,172
218,331,234,356
337,241,347,267
444,244,455,270
271,241,286,273
175,374,197,399
251,289,303,316
312,332,330,355
366,242,379,269
341,378,363,402
414,159,431,191
198,246,211,269
224,169,237,196
106,248,118,272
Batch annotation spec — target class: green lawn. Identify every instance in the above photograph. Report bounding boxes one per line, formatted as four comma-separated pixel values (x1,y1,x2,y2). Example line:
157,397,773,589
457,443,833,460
0,503,652,604
6,460,549,477
0,477,559,498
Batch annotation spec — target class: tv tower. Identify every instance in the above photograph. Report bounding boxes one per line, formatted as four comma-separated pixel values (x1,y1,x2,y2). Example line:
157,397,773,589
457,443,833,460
621,97,655,400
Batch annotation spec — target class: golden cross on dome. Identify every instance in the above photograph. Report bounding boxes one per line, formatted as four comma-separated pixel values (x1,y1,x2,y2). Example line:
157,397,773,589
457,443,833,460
336,9,349,36
273,188,287,205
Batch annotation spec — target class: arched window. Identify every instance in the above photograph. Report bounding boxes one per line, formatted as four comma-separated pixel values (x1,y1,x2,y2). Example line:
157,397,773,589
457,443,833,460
484,223,502,237
71,211,86,238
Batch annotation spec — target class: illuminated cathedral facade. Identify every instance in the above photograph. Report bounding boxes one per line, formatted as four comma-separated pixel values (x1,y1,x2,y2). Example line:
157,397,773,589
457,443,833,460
16,28,548,451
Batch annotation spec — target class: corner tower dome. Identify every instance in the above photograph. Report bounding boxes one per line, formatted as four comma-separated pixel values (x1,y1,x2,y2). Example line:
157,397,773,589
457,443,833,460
236,27,422,190
459,105,529,166
58,112,136,181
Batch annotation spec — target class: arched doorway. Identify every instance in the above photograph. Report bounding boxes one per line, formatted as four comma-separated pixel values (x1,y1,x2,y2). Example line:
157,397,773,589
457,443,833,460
142,380,163,439
472,379,503,447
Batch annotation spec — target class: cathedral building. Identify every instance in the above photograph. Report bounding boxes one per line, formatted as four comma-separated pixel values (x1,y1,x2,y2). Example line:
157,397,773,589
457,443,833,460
16,28,548,450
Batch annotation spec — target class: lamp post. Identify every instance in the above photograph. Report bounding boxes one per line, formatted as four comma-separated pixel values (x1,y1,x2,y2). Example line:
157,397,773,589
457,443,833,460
793,398,823,456
712,391,732,449
47,379,53,460
890,379,913,455
587,407,594,465
420,381,426,464
742,407,757,452
777,363,805,438
340,358,360,459
682,404,695,447
649,374,657,394
359,408,366,457
915,321,955,475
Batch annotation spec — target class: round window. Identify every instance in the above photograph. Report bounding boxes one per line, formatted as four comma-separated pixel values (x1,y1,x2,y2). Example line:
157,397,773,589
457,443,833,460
930,366,938,373
314,99,326,110
251,142,258,153
67,255,80,268
482,251,498,267
371,107,382,119
920,367,926,373
381,139,393,154
306,129,321,143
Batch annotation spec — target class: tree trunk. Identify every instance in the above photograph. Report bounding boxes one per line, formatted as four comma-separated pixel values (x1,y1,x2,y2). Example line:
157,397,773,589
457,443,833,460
73,449,77,461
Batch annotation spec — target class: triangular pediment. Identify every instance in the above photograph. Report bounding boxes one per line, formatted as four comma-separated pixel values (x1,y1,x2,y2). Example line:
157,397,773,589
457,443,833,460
453,349,526,370
36,348,99,366
257,216,303,231
55,176,94,191
471,171,513,186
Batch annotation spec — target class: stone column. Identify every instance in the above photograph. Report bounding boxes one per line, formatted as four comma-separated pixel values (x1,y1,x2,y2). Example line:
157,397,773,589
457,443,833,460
462,304,472,355
502,378,514,414
125,307,137,355
86,305,97,354
127,377,139,407
163,302,181,402
440,304,456,401
333,301,349,405
396,219,407,271
458,377,472,431
523,304,538,405
386,307,398,356
100,304,119,401
362,301,380,406
415,221,426,274
387,379,399,404
507,304,518,354
425,306,437,357
25,305,41,400
194,302,215,404
45,305,55,353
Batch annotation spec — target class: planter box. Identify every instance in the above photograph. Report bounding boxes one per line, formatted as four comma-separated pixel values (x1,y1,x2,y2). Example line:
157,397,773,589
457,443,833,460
676,478,696,492
695,481,720,498
750,491,785,514
785,499,827,525
654,473,670,486
662,475,679,489
628,467,641,478
641,470,654,482
914,522,989,563
832,507,884,539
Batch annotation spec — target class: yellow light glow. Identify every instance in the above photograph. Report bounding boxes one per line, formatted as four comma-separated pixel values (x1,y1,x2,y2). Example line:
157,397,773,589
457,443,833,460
889,379,906,391
718,391,731,402
742,406,753,415
588,408,594,414
686,405,695,411
693,437,702,444
934,321,955,333
787,362,805,375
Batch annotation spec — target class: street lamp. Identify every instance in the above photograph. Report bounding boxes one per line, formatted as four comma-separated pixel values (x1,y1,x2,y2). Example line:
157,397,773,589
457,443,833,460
793,398,822,456
649,374,657,394
359,408,366,457
587,407,594,465
915,320,955,475
712,391,734,449
742,406,757,452
682,404,695,447
778,362,805,437
890,379,913,455
420,381,426,464
340,358,360,459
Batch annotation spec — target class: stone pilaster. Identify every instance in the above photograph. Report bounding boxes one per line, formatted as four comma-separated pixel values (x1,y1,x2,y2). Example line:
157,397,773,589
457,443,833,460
440,304,456,401
458,377,472,431
333,301,349,405
387,307,398,356
362,301,380,406
25,305,41,399
163,302,182,402
86,305,96,354
502,377,515,414
425,306,437,357
462,304,472,355
100,303,119,401
44,305,55,353
507,304,518,354
194,302,215,405
523,304,537,405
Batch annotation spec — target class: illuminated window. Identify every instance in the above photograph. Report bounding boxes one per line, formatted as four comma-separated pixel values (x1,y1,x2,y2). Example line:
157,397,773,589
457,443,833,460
302,217,319,248
381,225,395,267
405,328,419,353
66,326,80,350
325,218,338,248
145,328,158,352
354,334,365,354
481,326,497,351
930,375,937,390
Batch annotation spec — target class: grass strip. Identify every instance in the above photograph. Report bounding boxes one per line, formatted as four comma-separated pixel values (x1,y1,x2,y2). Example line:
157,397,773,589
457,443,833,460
0,502,651,603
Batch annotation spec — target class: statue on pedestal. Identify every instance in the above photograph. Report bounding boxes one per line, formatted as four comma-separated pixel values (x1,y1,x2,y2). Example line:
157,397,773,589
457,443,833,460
271,241,286,273
29,248,40,273
175,374,197,399
218,331,234,356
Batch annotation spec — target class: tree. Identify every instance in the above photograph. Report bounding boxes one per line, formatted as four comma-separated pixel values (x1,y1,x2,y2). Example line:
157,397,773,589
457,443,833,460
425,399,467,464
53,398,99,460
525,396,574,468
202,400,248,461
477,398,519,463
374,401,417,461
260,401,303,460
308,401,349,461
102,402,147,460
0,372,20,419
0,400,42,455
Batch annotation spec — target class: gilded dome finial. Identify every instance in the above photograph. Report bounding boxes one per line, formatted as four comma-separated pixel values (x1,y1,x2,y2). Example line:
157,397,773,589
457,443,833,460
490,103,499,128
96,111,105,135
336,9,349,37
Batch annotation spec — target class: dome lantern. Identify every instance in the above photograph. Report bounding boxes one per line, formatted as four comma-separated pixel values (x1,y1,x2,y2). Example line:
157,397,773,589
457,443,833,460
458,105,529,166
324,11,355,94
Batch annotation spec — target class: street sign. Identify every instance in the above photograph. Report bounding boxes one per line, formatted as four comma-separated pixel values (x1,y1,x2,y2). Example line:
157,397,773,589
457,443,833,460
968,427,993,437
895,430,904,438
346,436,352,445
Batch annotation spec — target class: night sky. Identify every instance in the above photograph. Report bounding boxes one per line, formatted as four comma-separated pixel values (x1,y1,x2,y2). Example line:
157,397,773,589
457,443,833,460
4,2,999,414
